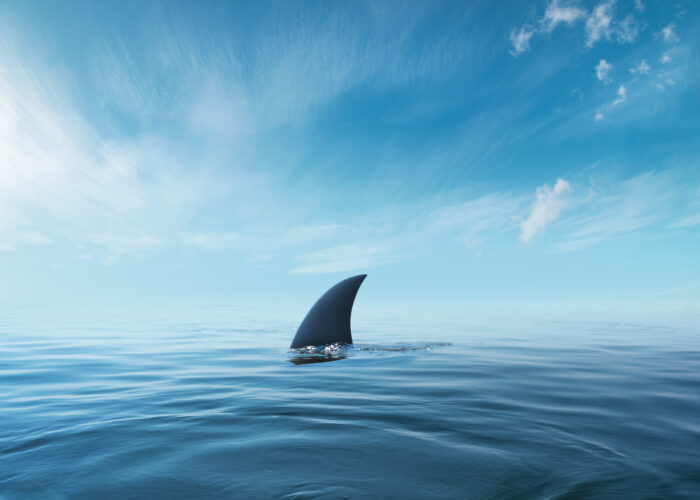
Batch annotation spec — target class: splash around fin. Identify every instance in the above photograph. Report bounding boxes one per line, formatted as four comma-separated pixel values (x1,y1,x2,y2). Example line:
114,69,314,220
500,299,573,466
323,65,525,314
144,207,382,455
290,274,366,349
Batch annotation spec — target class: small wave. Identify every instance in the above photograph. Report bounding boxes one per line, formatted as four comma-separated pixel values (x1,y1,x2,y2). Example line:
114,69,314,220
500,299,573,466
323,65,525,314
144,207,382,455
287,342,450,365
353,342,451,352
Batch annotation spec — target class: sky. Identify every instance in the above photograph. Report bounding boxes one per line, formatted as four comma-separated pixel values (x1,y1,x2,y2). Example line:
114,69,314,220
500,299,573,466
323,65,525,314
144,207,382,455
1,0,699,314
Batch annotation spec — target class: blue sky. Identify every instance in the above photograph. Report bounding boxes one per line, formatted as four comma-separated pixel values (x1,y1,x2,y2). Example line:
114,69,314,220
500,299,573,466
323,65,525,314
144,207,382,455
1,0,699,313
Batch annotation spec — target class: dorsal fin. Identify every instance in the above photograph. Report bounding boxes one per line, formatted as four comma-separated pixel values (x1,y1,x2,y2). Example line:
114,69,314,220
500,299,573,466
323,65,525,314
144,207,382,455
290,274,366,349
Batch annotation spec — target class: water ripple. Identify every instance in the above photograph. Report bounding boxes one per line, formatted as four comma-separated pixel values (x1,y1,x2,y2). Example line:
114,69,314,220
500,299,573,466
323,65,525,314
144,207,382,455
1,316,699,498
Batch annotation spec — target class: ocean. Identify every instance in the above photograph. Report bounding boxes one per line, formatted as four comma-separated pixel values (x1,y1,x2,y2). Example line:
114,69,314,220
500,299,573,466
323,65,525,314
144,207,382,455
1,308,699,498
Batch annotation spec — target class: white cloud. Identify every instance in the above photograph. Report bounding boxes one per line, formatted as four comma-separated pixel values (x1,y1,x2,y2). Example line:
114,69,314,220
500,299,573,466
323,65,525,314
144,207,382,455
543,0,587,31
509,0,586,56
520,179,572,244
585,1,614,47
510,0,642,55
595,59,613,82
615,15,639,44
634,0,644,11
613,85,627,105
661,24,679,43
630,60,650,75
510,27,534,55
595,110,605,121
660,52,671,64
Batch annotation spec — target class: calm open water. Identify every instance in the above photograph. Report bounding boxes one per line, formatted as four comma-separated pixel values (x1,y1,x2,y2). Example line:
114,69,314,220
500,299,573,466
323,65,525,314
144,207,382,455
1,308,699,499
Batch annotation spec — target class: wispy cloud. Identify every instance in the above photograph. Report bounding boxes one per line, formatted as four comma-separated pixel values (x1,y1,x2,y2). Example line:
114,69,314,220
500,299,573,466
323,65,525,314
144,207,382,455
520,179,571,244
286,190,531,274
509,27,534,56
613,84,627,105
199,167,699,273
509,0,587,55
160,4,473,139
630,60,650,75
2,5,474,260
596,59,613,83
660,23,679,42
543,0,587,32
510,0,642,55
552,171,683,252
585,1,614,47
0,30,218,259
2,1,697,289
431,193,526,252
614,15,639,44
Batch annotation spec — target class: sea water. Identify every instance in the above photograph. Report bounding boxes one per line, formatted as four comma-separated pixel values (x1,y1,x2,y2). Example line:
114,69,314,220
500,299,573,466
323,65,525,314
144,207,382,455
1,308,699,498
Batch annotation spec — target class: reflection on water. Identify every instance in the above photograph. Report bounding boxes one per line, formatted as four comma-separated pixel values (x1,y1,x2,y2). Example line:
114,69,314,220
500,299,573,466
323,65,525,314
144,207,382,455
1,311,699,499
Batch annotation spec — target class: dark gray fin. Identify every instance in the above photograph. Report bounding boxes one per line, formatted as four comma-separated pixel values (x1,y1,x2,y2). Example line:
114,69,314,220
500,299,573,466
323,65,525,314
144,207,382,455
290,274,367,349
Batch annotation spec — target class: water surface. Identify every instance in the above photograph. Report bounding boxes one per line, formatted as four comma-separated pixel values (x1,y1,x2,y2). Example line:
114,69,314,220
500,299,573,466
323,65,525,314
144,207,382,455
1,310,699,498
